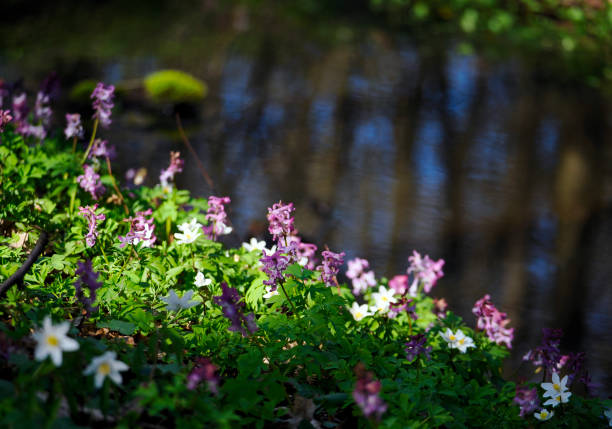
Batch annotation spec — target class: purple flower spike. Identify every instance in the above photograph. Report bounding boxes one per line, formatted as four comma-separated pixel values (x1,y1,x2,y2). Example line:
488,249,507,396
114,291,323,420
0,110,12,132
65,113,84,140
159,151,184,189
286,234,318,269
77,165,106,200
91,82,115,128
472,294,514,349
405,334,432,362
260,249,290,290
34,91,52,127
267,201,295,242
88,139,116,160
203,196,232,240
513,386,539,417
74,260,102,314
352,364,387,420
78,204,105,247
317,249,345,287
388,297,418,320
523,328,564,375
12,93,29,124
213,283,258,336
118,209,156,248
407,251,445,295
187,357,220,394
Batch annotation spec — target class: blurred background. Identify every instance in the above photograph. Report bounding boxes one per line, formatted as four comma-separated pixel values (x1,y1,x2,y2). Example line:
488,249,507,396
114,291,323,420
2,0,612,394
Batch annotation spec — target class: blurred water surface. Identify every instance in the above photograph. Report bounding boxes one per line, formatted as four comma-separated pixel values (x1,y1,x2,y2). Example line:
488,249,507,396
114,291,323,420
2,0,612,393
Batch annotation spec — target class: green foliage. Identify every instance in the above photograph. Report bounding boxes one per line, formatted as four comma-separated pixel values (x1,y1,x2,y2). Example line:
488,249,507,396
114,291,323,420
144,70,208,103
0,125,607,427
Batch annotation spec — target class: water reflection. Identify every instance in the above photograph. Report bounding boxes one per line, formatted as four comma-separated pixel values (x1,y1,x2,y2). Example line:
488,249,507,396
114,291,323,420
2,4,611,394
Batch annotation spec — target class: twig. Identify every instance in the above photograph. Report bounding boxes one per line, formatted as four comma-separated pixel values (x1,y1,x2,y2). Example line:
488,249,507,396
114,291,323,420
175,113,214,190
0,230,49,298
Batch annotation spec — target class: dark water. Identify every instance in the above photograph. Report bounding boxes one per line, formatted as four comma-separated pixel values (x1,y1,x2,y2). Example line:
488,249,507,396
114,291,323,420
2,1,612,394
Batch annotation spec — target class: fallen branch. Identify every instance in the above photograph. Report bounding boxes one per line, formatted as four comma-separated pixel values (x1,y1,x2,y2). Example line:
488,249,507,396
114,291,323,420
0,230,49,298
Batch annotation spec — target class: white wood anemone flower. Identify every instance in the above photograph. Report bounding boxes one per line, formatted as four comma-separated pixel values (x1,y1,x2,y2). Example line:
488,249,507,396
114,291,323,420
242,237,267,252
371,286,397,313
542,391,571,408
194,271,212,288
32,316,79,366
439,328,475,353
534,409,554,421
349,302,373,321
541,372,569,398
175,218,202,244
84,351,129,388
161,289,200,312
263,286,279,299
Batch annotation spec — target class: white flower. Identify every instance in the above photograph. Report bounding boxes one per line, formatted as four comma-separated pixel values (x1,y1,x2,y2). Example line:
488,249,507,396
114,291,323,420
263,286,279,299
161,289,200,312
32,316,79,366
175,218,202,244
298,256,309,267
541,372,569,398
221,225,233,235
534,409,554,421
194,272,212,288
243,237,267,252
440,328,475,353
604,408,612,426
83,351,129,388
371,286,397,313
542,391,571,408
349,302,372,321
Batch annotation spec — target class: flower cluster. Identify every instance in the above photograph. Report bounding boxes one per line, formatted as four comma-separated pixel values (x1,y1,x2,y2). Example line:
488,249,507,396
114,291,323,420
89,139,116,160
267,201,295,241
74,260,102,314
213,283,258,336
317,249,345,287
0,109,12,132
77,165,106,200
159,151,184,192
472,294,514,348
91,82,114,128
161,289,199,312
34,90,52,127
352,364,387,420
175,218,203,244
78,204,105,247
346,257,376,295
260,249,290,292
440,328,475,353
203,196,232,240
407,251,445,295
388,274,409,295
64,113,84,140
12,93,28,124
118,209,156,248
405,333,432,362
32,316,79,366
514,385,539,417
523,328,564,375
541,372,571,408
287,234,318,269
187,357,219,394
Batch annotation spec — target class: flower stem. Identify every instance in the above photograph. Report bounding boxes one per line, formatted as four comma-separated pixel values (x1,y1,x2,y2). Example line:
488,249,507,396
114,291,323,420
105,155,129,215
81,118,99,164
279,280,298,316
71,136,77,153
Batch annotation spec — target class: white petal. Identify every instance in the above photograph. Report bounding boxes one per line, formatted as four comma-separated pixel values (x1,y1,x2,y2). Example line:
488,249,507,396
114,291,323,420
60,336,79,352
50,347,63,366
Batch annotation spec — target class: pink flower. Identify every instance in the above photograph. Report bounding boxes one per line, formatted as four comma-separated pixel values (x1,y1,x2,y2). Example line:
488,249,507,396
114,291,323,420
88,139,116,160
64,113,84,139
407,251,444,295
346,258,376,295
317,249,345,287
286,234,318,269
0,110,12,132
118,209,156,248
388,275,409,295
159,151,184,188
472,294,514,348
352,365,387,420
267,201,295,242
78,204,105,247
91,83,114,128
34,91,52,127
203,196,232,240
77,165,106,200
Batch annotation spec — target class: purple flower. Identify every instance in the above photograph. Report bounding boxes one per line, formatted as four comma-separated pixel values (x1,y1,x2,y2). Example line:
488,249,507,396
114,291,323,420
388,297,418,320
34,91,52,127
267,201,295,242
64,113,84,140
74,260,102,314
513,386,539,417
187,357,220,393
0,110,12,132
91,82,115,128
260,249,290,290
352,365,387,420
159,151,184,188
77,165,106,200
12,93,28,124
405,333,432,362
407,251,445,295
432,297,448,318
388,274,409,295
203,196,232,240
317,249,345,287
472,294,514,348
213,283,258,336
88,139,116,160
78,204,105,247
286,234,318,269
523,328,563,375
118,209,156,248
346,257,376,295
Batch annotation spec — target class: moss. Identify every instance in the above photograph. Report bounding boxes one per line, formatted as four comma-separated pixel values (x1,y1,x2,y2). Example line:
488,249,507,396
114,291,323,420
69,79,98,102
143,70,207,103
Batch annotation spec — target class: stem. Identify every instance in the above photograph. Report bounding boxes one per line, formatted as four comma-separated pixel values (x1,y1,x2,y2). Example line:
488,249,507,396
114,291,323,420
99,241,110,266
81,118,99,163
190,246,196,269
279,279,298,316
105,155,129,215
71,136,77,153
116,248,132,280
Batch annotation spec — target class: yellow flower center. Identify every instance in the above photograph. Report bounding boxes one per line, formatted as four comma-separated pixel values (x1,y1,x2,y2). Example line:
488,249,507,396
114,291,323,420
556,396,561,402
459,339,465,345
553,383,560,390
355,312,363,319
98,362,111,375
46,335,59,347
541,411,548,418
449,335,456,341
